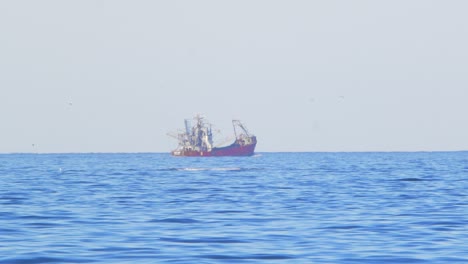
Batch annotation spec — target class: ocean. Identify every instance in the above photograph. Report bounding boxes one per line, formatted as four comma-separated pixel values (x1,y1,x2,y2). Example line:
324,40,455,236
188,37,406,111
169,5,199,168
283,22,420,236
1,152,467,263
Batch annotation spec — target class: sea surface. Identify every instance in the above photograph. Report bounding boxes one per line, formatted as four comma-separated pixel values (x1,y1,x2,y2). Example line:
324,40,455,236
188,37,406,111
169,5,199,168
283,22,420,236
1,152,467,263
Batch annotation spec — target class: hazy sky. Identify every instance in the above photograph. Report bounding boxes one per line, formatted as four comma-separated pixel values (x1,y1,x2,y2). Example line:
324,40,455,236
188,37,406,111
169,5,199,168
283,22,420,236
1,1,467,153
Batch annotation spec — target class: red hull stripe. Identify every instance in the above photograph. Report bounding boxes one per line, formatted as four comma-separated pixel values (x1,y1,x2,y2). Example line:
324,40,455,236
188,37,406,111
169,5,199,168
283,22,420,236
172,143,256,157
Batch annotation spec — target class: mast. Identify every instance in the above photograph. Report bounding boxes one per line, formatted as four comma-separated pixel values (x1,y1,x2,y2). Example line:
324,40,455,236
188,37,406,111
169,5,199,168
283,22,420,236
186,115,213,151
184,119,191,136
232,120,251,138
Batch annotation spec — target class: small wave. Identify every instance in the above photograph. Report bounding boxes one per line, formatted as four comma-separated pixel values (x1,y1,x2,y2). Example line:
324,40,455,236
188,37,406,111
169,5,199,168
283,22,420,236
0,256,89,264
160,237,247,244
0,197,28,205
397,178,424,182
178,168,206,171
344,256,427,263
212,210,246,214
177,167,242,171
212,167,242,171
19,215,64,221
323,225,362,230
149,218,201,224
168,187,200,193
199,253,296,260
108,172,126,176
411,220,465,227
90,246,155,253
25,222,61,229
0,228,16,233
60,169,86,175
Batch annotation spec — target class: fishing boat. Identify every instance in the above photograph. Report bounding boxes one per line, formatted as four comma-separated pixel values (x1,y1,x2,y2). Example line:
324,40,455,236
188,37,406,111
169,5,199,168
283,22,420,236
169,115,257,157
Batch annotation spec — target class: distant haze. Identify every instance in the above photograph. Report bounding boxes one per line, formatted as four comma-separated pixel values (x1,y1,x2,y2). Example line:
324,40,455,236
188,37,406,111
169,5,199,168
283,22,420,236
1,1,467,153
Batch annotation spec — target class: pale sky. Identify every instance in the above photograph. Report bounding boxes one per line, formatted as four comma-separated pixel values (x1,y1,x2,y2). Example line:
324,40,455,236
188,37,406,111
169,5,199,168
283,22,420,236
1,1,467,153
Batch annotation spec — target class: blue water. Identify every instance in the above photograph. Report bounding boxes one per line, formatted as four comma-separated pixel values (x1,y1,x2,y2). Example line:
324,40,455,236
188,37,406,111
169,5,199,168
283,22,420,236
1,152,467,263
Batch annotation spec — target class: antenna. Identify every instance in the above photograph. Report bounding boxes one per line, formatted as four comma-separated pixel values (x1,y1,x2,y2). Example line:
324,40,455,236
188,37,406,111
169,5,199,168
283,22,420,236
184,119,191,135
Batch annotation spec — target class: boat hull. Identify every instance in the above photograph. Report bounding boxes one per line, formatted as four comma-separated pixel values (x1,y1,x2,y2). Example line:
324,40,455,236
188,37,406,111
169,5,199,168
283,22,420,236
172,138,256,157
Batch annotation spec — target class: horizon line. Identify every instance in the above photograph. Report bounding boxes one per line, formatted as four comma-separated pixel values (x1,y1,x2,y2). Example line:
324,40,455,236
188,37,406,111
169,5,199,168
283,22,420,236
1,150,467,155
